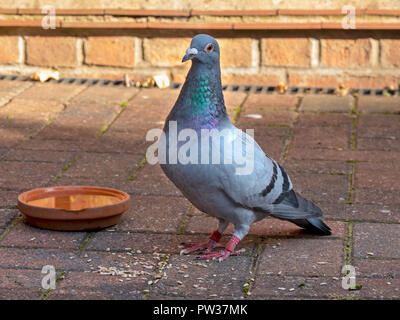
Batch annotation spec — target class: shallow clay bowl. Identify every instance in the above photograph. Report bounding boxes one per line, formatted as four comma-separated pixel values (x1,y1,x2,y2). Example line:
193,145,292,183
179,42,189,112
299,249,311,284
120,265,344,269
18,186,130,231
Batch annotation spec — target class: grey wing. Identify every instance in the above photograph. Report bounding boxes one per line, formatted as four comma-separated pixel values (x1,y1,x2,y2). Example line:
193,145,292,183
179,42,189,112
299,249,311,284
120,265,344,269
218,128,322,220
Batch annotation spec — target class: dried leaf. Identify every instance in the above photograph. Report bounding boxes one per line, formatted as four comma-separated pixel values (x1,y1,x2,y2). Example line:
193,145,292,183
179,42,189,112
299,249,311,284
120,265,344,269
337,84,349,96
153,74,170,89
277,81,288,93
31,70,59,82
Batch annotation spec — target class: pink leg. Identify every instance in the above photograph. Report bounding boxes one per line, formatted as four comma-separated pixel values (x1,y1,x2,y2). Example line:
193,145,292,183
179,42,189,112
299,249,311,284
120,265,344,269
180,230,224,255
198,235,241,262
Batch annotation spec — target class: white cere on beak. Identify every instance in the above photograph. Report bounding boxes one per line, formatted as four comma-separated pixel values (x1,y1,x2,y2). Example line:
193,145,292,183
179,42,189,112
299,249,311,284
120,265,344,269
182,47,199,62
186,47,198,56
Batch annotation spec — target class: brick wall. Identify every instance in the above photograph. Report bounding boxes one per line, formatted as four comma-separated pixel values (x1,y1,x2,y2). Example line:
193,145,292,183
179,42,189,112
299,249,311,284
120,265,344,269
0,9,400,88
3,0,400,10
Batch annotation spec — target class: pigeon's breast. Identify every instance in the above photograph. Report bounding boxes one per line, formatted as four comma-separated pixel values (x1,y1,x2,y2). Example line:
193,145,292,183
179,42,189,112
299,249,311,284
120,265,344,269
160,162,235,216
158,125,257,217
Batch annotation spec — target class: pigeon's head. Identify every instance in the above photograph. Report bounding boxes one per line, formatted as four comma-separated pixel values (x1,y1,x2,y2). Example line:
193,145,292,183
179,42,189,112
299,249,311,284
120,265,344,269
182,34,220,66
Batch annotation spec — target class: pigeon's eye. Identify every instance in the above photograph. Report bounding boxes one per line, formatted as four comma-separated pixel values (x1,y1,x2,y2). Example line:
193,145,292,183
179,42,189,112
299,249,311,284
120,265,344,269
204,43,214,53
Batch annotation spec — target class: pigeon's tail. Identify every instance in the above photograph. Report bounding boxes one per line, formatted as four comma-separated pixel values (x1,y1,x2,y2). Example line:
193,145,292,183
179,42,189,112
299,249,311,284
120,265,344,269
286,191,331,235
290,217,331,235
271,190,331,235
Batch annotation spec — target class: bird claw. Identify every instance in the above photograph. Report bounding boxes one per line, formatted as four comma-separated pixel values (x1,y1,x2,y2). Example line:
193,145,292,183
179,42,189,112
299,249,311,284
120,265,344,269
180,236,241,261
197,249,241,262
179,240,222,255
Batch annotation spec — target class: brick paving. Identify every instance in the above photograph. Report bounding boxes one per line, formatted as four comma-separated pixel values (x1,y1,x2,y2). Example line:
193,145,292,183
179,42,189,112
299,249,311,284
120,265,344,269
0,79,399,300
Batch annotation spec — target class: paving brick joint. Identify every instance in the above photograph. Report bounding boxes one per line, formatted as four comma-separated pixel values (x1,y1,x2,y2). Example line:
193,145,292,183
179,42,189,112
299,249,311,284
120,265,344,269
0,79,399,300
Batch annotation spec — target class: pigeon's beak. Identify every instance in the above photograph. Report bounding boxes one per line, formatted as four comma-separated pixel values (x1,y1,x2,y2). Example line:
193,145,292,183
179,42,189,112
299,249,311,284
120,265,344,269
182,47,198,62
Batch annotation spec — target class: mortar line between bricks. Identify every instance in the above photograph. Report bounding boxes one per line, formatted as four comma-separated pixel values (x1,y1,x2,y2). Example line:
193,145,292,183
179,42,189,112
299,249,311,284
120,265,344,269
57,228,264,237
0,246,92,255
22,36,27,65
350,95,358,152
0,206,18,210
281,96,302,162
43,230,96,299
345,104,358,206
319,217,400,225
16,146,148,157
1,233,323,251
95,233,345,242
78,231,96,252
0,158,65,165
344,222,353,265
0,213,23,243
232,92,250,124
0,265,75,272
127,191,184,198
46,154,81,186
11,111,62,151
96,88,142,137
346,163,355,205
353,256,400,261
0,252,393,274
128,157,147,181
0,244,88,251
177,204,194,235
0,187,19,192
0,81,33,110
142,252,171,299
1,218,394,250
39,270,67,300
243,241,263,298
19,143,400,157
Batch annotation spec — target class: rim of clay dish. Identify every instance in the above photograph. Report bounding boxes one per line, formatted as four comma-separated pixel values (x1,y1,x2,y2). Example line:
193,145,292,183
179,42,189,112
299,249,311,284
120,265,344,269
17,186,130,231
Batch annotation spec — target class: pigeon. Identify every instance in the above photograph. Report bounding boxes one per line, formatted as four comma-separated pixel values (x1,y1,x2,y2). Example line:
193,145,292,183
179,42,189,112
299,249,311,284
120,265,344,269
159,34,331,262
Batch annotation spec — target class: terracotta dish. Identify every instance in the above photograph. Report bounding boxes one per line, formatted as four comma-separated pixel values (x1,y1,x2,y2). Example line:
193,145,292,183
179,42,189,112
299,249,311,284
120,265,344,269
18,186,130,231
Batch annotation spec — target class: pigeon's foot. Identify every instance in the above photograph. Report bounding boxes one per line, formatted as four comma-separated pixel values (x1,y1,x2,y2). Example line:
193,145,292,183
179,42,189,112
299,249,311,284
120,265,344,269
180,230,223,255
180,239,224,255
197,248,241,262
197,235,241,262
